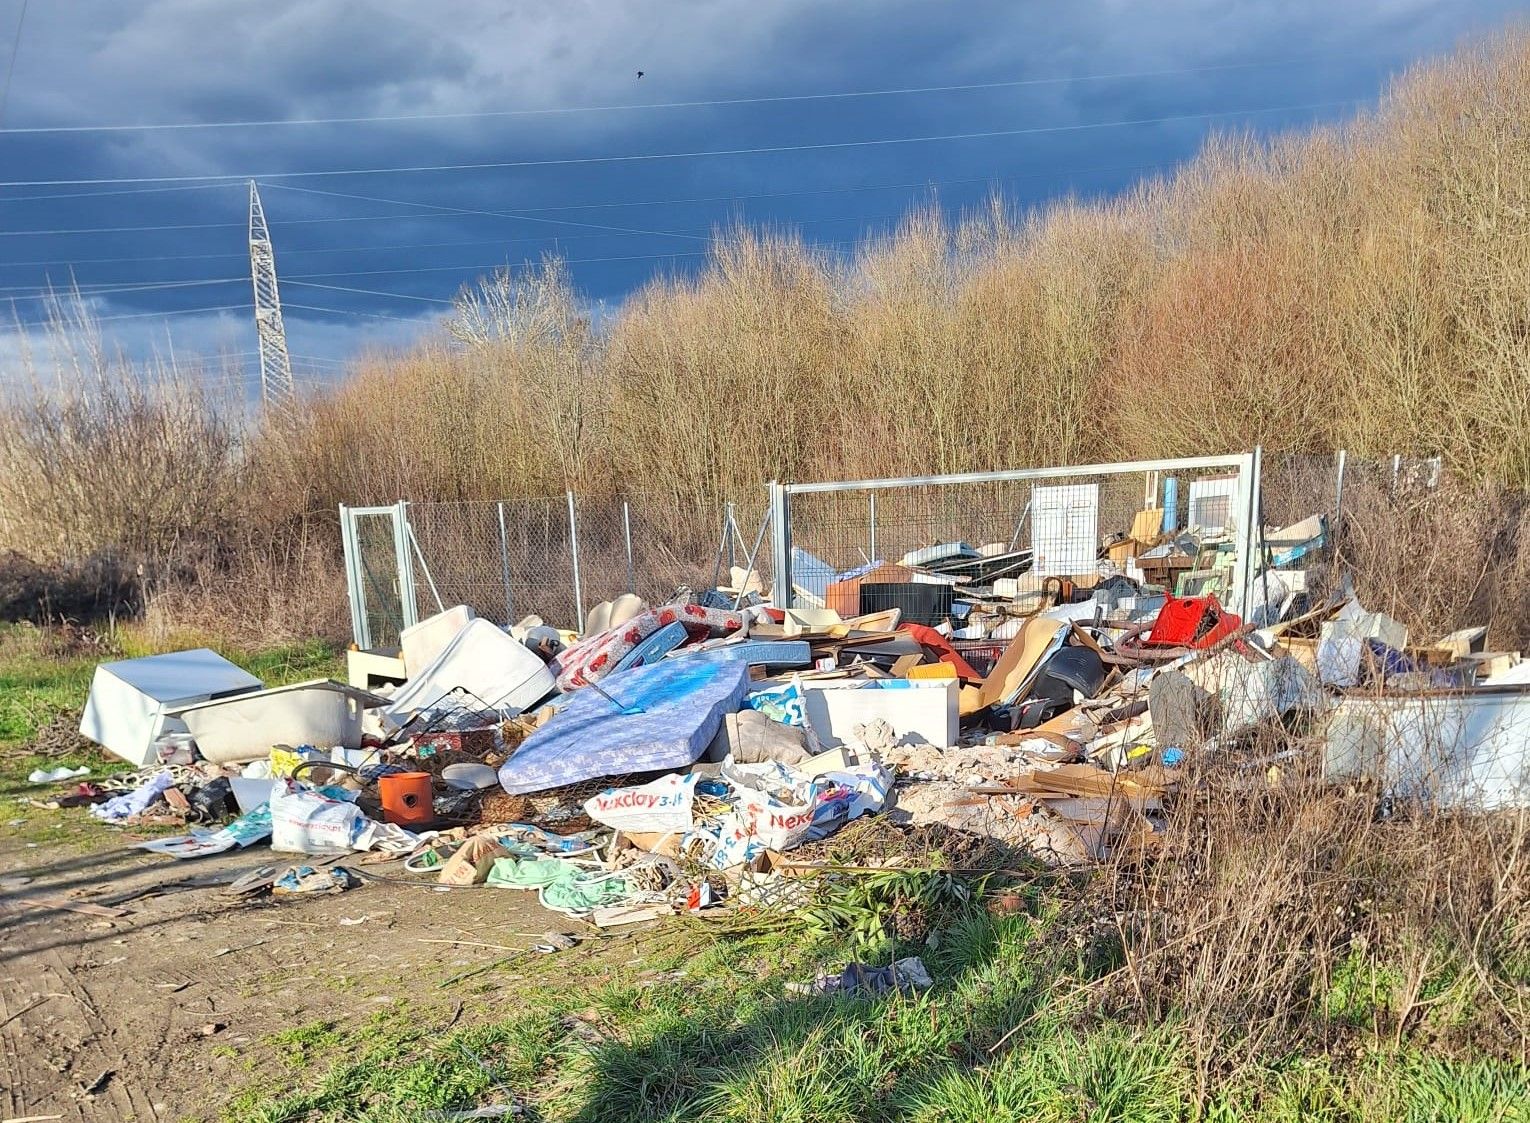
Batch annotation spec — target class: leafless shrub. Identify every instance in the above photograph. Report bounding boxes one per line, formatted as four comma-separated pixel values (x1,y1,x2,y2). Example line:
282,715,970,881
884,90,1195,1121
0,306,243,600
8,32,1530,644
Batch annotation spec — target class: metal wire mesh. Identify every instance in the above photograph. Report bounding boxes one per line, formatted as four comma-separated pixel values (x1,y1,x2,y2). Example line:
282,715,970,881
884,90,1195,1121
782,461,1258,606
407,496,574,627
353,510,407,647
402,493,761,631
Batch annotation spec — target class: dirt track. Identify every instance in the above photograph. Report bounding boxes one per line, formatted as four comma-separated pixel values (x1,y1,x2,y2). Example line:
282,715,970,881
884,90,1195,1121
0,835,578,1122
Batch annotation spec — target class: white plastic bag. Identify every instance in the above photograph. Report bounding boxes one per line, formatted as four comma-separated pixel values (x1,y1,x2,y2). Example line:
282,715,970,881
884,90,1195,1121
270,780,366,854
584,774,696,834
723,761,820,851
819,760,894,820
735,785,818,850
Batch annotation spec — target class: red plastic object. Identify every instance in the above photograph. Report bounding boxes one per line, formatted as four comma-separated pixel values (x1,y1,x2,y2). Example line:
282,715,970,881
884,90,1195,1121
1144,595,1241,649
898,622,983,681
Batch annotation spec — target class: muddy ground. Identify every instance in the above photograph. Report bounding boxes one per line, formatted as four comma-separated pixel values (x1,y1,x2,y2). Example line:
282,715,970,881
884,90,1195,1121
0,831,617,1123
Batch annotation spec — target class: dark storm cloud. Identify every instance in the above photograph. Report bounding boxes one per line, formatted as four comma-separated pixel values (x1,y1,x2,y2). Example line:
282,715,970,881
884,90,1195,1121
0,0,1524,378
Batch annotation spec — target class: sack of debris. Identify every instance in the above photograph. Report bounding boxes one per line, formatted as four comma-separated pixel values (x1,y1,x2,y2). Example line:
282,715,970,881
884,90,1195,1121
269,781,367,854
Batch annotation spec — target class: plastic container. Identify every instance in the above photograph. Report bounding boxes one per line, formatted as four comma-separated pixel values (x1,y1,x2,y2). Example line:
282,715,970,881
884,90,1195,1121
378,771,435,827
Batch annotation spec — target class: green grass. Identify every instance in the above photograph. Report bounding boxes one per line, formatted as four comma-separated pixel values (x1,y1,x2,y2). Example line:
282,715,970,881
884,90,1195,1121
6,622,1524,1122
216,907,1530,1123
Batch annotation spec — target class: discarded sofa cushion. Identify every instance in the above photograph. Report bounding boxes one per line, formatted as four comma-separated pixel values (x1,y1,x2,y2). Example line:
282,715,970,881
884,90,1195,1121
551,604,745,692
498,656,752,795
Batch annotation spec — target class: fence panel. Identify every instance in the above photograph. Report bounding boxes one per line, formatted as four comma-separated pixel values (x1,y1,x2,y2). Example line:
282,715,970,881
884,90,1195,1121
774,454,1261,614
342,493,761,644
406,496,577,629
339,504,413,649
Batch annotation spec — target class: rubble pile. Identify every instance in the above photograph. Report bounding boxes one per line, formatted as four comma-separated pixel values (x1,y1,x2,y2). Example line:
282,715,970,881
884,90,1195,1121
30,500,1530,927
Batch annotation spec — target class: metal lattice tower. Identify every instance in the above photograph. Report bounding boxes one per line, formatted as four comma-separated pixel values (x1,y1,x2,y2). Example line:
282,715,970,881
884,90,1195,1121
248,180,296,412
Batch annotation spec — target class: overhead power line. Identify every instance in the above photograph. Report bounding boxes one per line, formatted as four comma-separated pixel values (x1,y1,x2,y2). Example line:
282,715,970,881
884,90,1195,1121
283,279,455,305
0,99,1360,187
282,302,426,323
0,276,243,297
87,303,249,323
0,237,871,301
0,0,27,128
0,55,1355,135
0,182,242,204
0,159,1176,238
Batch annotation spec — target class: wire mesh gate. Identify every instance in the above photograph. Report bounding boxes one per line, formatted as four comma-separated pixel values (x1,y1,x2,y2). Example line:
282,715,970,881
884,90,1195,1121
338,503,417,650
342,453,1265,649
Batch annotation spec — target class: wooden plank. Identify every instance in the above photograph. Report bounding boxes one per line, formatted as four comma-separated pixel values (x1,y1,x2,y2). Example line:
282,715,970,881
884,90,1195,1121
12,896,132,919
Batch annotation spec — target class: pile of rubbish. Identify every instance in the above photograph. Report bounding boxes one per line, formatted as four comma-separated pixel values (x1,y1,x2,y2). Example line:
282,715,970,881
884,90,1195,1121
34,502,1529,927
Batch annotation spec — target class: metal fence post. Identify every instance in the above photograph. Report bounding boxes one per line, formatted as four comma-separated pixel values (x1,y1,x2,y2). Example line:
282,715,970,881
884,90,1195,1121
868,492,877,562
1231,447,1263,614
566,489,585,632
726,501,737,573
338,504,368,648
393,500,420,631
769,481,791,608
496,501,514,624
1333,449,1347,535
622,500,635,594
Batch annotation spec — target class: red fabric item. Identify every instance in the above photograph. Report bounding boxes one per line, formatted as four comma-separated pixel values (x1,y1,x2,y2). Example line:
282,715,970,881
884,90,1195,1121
898,622,982,681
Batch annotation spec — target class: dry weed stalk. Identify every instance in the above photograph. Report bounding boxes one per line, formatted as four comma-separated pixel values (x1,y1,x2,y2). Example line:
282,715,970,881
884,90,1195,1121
1099,678,1530,1091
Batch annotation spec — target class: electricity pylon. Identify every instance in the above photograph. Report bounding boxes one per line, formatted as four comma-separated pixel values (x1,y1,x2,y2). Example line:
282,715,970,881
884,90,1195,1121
248,180,295,413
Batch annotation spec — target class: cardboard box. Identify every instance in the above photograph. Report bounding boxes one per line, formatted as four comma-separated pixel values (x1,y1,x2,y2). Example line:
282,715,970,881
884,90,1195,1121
978,618,1069,709
1106,538,1142,564
824,564,916,617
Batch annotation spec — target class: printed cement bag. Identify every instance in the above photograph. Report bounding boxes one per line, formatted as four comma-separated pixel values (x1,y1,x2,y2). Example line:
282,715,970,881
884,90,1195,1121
584,773,697,834
723,760,821,852
270,781,366,854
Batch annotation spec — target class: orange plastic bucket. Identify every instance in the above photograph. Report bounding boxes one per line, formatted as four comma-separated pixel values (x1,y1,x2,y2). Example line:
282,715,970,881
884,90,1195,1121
379,771,434,827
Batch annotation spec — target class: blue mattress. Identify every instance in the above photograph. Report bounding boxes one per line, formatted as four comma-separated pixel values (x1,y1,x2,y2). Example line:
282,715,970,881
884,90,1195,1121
498,655,752,795
691,640,813,669
611,620,688,675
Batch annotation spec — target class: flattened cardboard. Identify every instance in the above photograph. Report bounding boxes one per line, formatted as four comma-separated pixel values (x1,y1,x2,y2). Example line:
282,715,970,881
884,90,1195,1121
977,618,1069,709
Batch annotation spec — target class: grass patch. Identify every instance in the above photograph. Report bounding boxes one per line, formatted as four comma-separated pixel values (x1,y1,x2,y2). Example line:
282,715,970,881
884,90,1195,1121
216,905,1530,1123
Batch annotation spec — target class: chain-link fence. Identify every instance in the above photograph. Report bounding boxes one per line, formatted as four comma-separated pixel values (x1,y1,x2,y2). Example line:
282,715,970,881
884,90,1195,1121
341,492,767,647
343,448,1530,653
